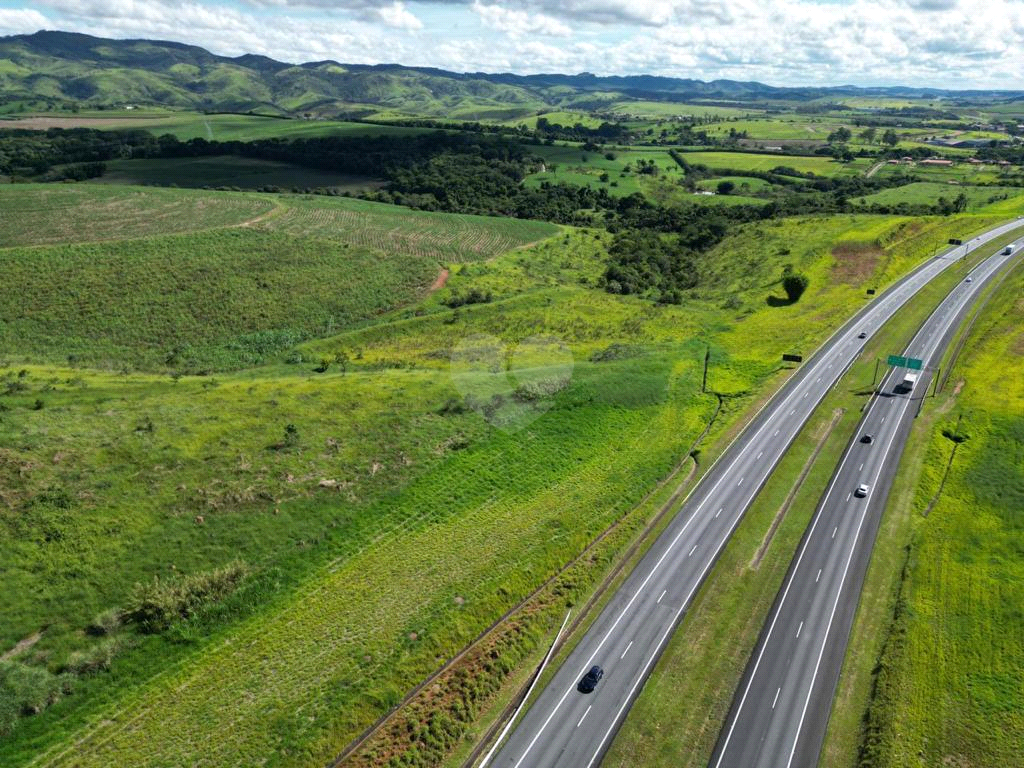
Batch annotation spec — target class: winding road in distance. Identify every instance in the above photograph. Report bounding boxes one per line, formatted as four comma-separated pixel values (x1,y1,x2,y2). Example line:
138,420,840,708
710,236,1024,768
487,217,1024,768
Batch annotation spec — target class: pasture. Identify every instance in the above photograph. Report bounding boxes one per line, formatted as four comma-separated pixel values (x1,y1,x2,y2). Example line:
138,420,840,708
680,150,846,177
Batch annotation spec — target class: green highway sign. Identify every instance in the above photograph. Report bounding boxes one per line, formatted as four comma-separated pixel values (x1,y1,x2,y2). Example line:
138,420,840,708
887,354,923,369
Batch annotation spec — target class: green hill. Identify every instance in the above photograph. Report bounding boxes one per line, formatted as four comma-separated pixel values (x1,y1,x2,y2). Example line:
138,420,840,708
4,31,1023,119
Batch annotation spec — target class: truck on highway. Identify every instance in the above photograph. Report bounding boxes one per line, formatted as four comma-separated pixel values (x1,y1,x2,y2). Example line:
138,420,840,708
1004,243,1016,255
899,371,918,392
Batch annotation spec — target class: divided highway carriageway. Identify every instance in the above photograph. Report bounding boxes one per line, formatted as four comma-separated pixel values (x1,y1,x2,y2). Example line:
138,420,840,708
488,218,1024,768
710,234,1024,768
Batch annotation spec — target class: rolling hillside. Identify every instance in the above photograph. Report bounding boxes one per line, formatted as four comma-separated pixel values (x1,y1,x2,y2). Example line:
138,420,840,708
4,31,1024,119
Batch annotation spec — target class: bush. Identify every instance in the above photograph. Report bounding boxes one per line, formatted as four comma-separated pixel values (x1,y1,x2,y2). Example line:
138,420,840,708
63,637,128,675
87,608,122,636
0,661,72,721
126,561,250,633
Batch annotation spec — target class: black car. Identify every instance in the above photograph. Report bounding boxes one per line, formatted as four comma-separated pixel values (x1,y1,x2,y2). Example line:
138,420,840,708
860,434,874,444
857,331,867,339
578,665,604,693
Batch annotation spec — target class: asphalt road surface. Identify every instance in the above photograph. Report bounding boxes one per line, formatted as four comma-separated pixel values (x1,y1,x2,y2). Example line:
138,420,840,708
488,219,1024,768
710,238,1024,768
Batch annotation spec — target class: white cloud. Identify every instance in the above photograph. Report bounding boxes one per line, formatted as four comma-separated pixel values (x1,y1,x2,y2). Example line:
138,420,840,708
471,2,571,37
8,0,1024,89
375,1,423,30
0,7,52,34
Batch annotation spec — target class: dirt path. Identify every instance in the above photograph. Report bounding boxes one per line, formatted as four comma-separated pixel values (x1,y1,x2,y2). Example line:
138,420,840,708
427,268,450,293
1,632,42,662
234,202,287,228
865,161,885,178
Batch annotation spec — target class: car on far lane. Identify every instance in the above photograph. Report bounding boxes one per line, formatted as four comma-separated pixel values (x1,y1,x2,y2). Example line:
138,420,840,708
860,434,874,444
858,331,867,339
854,483,870,498
966,276,973,282
578,665,604,693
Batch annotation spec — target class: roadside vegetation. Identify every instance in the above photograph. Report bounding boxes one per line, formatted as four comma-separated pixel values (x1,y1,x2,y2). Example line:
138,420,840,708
3,62,1024,768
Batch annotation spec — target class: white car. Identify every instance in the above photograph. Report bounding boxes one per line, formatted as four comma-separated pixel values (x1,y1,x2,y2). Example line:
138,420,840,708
854,484,870,498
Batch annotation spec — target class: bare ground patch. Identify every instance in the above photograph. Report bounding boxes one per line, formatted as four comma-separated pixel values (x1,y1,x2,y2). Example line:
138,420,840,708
832,242,883,285
428,268,451,293
0,116,172,130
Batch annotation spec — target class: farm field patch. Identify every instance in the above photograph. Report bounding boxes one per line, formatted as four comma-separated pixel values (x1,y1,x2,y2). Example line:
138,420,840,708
0,184,274,247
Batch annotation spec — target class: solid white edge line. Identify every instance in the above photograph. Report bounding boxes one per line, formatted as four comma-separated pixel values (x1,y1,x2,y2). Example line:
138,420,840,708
503,224,1023,768
781,243,1023,768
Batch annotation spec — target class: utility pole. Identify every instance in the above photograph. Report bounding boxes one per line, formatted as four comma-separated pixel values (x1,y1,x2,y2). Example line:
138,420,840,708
932,366,941,396
872,358,880,388
702,346,710,393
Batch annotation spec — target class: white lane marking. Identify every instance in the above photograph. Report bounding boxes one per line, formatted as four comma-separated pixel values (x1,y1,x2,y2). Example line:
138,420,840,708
571,230,1021,768
757,451,763,459
689,545,698,557
621,641,633,660
775,429,780,436
577,705,592,728
712,224,1024,767
832,527,838,539
715,508,723,518
657,589,666,604
772,687,781,709
846,493,851,501
816,569,822,583
790,408,796,414
859,463,864,471
785,345,929,768
803,391,809,398
797,621,804,639
881,416,886,423
738,477,744,486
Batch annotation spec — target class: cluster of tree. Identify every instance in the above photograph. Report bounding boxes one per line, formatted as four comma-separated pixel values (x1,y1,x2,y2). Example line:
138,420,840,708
533,117,633,144
602,229,700,302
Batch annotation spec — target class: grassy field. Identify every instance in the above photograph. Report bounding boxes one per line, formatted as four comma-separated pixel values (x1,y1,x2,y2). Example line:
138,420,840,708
681,150,847,177
827,259,1024,768
0,190,556,370
0,185,275,247
0,113,433,141
854,182,1024,211
92,156,386,192
606,101,761,119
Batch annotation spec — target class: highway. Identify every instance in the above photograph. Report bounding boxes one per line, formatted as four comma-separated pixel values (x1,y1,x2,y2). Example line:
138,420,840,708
487,218,1024,768
710,237,1024,768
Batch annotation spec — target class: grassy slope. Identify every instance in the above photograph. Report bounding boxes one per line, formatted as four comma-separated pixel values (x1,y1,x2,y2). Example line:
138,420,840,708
0,189,556,369
0,184,275,247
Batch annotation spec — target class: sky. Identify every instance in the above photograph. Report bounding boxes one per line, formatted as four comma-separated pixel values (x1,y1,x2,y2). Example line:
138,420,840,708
1,0,1023,89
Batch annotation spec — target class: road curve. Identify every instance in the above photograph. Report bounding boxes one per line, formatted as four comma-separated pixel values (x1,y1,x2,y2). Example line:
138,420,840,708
487,218,1024,768
709,237,1023,768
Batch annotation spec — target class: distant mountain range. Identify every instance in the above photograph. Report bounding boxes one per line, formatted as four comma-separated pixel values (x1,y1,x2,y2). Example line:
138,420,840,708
2,30,1023,119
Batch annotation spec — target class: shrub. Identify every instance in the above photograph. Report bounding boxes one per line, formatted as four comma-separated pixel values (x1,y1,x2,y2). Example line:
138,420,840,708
126,561,250,633
87,608,122,636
